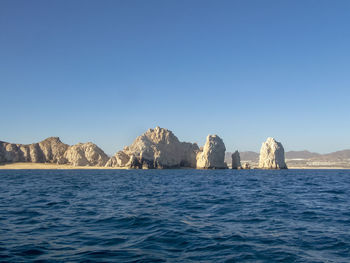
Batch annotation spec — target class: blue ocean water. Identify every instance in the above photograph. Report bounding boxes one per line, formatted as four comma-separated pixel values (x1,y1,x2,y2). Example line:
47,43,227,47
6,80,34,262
0,169,350,262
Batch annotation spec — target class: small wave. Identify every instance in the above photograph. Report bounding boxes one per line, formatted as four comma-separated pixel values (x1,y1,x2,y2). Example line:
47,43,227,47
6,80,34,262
1,169,350,262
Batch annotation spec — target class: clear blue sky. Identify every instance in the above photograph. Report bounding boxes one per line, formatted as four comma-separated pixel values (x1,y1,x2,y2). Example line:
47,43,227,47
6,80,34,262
1,0,349,154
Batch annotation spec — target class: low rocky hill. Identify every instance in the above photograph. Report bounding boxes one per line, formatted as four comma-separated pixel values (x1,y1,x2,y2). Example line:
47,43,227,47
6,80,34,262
0,137,108,166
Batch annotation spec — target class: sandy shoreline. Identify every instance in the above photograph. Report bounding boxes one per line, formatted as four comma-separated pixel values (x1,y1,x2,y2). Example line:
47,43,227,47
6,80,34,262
0,163,125,170
0,162,349,170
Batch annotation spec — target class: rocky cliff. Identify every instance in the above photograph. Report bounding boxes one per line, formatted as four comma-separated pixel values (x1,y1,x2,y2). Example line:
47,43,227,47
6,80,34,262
0,137,68,164
196,135,227,169
231,151,241,169
0,137,108,166
258,137,287,169
64,142,109,166
106,126,199,169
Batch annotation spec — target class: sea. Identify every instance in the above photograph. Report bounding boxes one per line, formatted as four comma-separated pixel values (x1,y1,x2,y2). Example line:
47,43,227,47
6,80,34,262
0,169,349,262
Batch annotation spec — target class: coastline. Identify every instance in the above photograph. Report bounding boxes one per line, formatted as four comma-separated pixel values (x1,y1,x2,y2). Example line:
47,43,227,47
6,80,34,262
0,162,349,170
287,166,350,170
0,163,126,170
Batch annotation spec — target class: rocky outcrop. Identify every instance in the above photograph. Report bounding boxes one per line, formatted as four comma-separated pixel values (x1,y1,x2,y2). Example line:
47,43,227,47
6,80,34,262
64,142,109,166
0,137,69,164
241,163,251,169
105,151,131,167
231,150,241,169
106,126,200,169
258,137,287,169
38,137,69,164
0,137,108,166
196,135,227,169
0,142,21,163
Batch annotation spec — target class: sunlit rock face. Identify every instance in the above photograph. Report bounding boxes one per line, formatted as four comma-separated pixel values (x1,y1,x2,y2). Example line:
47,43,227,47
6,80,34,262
231,150,241,169
106,126,199,169
38,137,69,164
196,135,227,169
0,137,109,166
64,142,109,166
258,137,287,169
0,142,22,163
0,137,69,164
105,151,131,167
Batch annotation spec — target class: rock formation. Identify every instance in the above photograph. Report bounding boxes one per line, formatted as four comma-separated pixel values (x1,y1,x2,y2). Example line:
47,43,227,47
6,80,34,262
37,137,69,164
64,142,109,166
196,135,227,169
0,137,68,164
241,163,251,169
106,126,199,169
0,137,108,166
231,150,241,169
258,137,287,169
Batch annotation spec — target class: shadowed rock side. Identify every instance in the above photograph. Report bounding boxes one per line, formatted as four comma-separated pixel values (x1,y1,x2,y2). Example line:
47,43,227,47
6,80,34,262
196,135,227,169
258,137,287,169
106,126,199,169
231,151,241,169
0,137,108,166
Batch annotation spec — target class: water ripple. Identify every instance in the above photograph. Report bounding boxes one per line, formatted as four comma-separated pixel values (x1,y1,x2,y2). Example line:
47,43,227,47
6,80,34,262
0,169,350,262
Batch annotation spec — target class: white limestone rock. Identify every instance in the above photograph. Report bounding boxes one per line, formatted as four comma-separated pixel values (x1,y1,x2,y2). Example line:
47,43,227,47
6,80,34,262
106,126,199,169
196,135,227,169
38,137,69,164
0,137,69,164
0,137,109,167
258,137,287,169
105,151,133,167
64,142,109,166
231,150,241,169
0,143,23,162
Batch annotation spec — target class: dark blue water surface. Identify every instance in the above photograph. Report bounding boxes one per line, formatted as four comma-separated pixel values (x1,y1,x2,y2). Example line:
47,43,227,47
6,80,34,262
0,169,350,262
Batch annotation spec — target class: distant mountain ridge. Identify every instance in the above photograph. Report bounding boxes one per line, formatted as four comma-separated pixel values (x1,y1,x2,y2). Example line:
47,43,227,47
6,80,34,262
285,150,320,159
225,150,350,163
311,150,350,161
